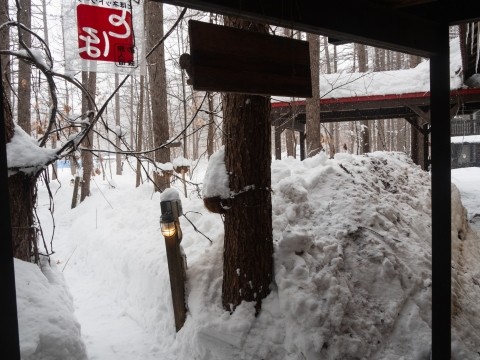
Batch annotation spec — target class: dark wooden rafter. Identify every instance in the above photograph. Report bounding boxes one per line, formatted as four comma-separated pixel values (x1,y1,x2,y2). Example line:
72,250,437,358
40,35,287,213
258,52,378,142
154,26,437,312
408,104,431,122
157,0,441,56
404,0,480,25
404,115,427,134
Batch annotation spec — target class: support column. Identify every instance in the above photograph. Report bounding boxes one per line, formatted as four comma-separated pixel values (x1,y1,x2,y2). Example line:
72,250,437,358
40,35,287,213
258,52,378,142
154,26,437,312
0,58,21,358
429,21,451,360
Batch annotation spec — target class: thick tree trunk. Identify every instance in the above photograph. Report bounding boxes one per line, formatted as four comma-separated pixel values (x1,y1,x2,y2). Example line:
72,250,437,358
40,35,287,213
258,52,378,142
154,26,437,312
306,33,322,157
0,0,10,102
146,2,170,191
4,84,36,262
17,0,32,134
222,18,273,314
9,173,36,261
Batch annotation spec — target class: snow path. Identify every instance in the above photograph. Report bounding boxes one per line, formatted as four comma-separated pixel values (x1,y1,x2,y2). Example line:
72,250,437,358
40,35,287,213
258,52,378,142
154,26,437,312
61,265,167,360
38,174,172,360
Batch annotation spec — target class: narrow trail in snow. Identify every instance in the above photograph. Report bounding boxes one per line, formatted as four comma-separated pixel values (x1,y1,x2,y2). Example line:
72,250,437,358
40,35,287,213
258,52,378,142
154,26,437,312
62,265,166,360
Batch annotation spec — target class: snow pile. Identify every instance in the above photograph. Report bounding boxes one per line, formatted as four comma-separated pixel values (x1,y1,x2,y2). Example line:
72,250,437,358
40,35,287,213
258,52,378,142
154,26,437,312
176,151,479,359
15,259,87,360
19,151,480,359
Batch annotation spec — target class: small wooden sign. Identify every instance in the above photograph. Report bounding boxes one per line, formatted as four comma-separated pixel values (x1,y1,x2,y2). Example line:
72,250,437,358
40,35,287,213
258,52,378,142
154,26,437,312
187,20,312,97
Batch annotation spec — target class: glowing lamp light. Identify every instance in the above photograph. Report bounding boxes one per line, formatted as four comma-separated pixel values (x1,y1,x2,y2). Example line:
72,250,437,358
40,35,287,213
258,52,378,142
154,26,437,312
161,220,176,237
160,193,182,240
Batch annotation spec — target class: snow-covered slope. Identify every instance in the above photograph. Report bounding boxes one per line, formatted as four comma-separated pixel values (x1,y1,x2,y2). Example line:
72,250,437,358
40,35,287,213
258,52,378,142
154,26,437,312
18,151,480,360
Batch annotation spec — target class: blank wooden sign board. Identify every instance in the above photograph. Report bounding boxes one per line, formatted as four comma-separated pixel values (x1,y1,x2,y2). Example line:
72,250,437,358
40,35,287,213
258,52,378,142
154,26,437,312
187,20,312,98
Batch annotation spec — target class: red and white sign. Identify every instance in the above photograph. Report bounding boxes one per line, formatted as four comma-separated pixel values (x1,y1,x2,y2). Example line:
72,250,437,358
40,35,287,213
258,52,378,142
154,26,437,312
77,4,135,65
62,0,145,74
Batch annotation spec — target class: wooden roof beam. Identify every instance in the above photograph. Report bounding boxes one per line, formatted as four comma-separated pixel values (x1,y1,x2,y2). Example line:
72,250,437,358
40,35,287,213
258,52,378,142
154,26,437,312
157,0,441,57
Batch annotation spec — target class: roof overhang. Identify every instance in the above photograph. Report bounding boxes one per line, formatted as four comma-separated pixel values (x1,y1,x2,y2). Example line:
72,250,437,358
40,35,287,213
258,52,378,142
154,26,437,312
154,0,480,57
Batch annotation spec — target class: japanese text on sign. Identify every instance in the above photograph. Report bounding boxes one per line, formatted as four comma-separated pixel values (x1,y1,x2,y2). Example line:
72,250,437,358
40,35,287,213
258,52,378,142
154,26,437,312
77,3,136,67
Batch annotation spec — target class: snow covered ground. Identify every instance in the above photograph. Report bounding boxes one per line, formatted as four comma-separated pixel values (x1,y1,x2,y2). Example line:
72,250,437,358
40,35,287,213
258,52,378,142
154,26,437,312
15,151,480,359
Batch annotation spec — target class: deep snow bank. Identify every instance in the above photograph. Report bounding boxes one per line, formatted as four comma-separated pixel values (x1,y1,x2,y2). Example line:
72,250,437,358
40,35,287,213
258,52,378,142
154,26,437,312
15,259,87,360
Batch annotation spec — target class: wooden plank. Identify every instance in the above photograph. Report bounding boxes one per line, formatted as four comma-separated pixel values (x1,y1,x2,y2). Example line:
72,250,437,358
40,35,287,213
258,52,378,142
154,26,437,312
188,20,312,97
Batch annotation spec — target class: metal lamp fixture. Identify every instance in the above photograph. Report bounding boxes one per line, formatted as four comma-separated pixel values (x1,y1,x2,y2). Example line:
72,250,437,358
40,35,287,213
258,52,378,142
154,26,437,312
160,212,176,237
160,197,183,240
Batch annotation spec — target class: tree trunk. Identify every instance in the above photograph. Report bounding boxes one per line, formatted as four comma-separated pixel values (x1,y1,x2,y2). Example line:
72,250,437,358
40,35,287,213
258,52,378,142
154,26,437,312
136,76,145,187
356,44,370,153
306,33,322,157
206,92,216,158
17,0,32,134
80,71,96,202
0,0,10,102
222,17,273,315
286,129,296,157
146,1,170,191
4,86,36,262
114,73,122,175
323,36,332,74
328,122,336,158
129,77,135,148
333,45,338,73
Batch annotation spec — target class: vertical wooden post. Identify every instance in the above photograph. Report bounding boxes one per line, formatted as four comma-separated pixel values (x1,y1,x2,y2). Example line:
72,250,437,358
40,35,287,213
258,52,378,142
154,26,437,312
429,21,451,359
0,57,21,359
160,197,187,332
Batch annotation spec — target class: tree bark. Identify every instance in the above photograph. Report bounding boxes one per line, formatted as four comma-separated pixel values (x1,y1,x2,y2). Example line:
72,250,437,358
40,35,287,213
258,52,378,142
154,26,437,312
80,71,96,202
323,36,331,74
306,33,322,157
136,75,145,187
356,44,370,153
286,129,296,157
221,17,273,314
146,2,170,192
4,86,36,262
206,92,216,158
17,0,32,134
114,73,122,175
0,0,10,102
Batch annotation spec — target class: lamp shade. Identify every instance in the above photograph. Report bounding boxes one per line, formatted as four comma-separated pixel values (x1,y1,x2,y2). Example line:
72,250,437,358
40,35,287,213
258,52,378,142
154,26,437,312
161,221,176,237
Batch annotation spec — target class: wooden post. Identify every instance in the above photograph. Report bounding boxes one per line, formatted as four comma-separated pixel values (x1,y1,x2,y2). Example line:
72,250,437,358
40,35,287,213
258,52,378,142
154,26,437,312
0,57,21,359
160,196,187,332
429,20,451,359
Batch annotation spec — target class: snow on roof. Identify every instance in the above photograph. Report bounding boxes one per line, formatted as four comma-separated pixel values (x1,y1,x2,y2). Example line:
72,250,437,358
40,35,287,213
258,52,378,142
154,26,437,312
451,135,480,144
272,37,463,103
